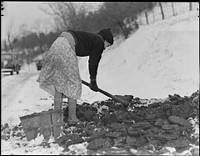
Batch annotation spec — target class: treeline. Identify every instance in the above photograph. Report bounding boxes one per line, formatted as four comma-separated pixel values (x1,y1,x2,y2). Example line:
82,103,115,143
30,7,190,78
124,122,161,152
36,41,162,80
10,32,59,52
46,2,155,38
2,2,156,58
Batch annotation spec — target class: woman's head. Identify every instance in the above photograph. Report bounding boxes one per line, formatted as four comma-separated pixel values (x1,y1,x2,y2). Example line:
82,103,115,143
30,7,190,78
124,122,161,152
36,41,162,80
98,28,114,47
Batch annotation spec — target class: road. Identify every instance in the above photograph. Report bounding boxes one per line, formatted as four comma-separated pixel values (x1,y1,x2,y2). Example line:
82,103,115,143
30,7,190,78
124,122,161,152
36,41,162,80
1,68,53,126
2,72,35,109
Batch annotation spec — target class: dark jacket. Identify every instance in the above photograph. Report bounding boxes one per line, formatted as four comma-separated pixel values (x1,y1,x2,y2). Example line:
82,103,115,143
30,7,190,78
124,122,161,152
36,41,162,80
68,30,104,79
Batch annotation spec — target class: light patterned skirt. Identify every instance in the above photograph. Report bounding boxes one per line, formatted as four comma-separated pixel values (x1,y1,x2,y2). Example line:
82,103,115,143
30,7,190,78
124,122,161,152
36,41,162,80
37,37,82,99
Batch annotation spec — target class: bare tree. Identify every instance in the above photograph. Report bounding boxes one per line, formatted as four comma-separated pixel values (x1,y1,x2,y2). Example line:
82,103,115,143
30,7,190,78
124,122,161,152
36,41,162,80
39,2,73,31
189,2,192,11
6,19,15,53
39,2,90,32
2,40,9,52
159,2,165,20
145,11,149,24
171,3,176,16
39,3,64,30
64,3,77,27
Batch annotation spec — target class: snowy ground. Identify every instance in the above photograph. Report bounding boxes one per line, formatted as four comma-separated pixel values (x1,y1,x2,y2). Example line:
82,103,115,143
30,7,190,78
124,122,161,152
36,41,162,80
1,9,199,155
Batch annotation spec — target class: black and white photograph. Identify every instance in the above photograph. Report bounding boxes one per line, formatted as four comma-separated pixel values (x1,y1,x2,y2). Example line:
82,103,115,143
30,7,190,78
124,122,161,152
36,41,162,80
1,1,199,155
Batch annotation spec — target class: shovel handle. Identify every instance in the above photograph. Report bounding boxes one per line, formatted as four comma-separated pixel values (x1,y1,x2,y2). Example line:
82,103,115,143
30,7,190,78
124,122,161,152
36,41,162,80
81,80,129,105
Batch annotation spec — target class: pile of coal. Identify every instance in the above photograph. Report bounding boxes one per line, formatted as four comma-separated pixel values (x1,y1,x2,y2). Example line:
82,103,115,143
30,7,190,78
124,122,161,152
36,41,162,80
60,90,199,154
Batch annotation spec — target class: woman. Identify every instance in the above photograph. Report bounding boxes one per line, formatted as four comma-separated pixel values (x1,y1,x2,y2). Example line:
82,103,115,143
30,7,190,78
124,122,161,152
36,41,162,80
37,28,114,129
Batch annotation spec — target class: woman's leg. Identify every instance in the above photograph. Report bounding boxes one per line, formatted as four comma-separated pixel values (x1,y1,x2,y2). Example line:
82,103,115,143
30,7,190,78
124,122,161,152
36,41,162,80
53,87,63,139
68,97,78,121
54,87,63,110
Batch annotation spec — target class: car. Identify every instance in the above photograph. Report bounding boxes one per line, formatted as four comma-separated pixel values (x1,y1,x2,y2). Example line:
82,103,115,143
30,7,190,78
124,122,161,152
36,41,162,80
36,60,44,71
1,52,21,75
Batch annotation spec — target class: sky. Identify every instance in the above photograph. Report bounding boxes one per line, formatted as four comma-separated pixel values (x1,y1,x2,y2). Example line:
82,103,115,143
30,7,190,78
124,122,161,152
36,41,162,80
1,2,51,40
1,3,199,155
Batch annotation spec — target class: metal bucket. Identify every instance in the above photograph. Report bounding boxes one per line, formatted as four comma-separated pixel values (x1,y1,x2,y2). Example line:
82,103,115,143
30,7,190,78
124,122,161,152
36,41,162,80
19,109,63,141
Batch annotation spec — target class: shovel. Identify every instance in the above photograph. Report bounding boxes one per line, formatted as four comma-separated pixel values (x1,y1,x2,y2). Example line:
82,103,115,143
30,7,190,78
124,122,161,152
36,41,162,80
82,80,131,106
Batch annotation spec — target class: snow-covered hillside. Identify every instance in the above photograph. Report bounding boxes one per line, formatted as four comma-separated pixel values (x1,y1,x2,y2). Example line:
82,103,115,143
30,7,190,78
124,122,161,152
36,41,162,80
79,10,199,103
